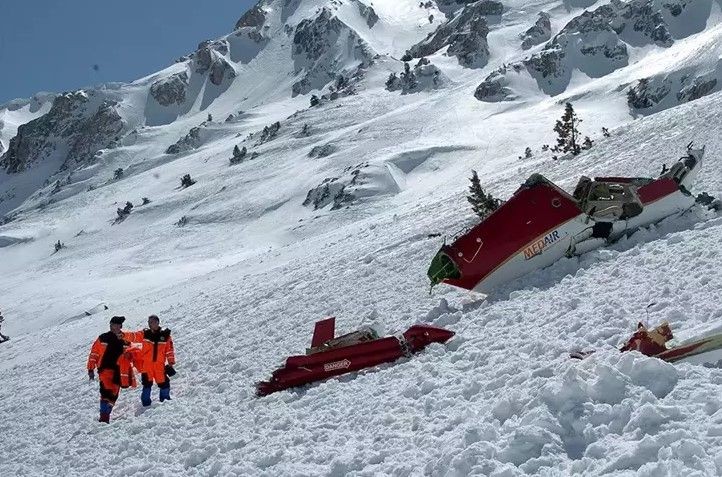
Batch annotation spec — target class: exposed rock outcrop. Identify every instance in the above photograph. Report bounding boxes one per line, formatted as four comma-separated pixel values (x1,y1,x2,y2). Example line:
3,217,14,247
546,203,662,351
166,126,203,154
0,91,123,173
476,0,678,100
386,59,447,94
521,12,551,50
436,0,502,18
627,69,720,113
352,0,379,28
235,3,266,29
407,1,493,68
67,101,123,161
308,143,337,158
150,72,189,106
473,65,518,101
678,76,718,102
291,8,374,96
303,162,401,210
193,40,237,86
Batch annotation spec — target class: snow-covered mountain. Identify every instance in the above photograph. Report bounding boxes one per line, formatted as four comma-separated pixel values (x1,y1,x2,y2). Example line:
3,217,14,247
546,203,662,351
1,0,721,475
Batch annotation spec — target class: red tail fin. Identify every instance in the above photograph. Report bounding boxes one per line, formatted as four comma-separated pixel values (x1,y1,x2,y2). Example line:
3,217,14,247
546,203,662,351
311,317,335,348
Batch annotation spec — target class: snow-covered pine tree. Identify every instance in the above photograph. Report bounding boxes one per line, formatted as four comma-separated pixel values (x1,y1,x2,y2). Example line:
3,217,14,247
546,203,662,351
553,103,582,155
467,170,501,219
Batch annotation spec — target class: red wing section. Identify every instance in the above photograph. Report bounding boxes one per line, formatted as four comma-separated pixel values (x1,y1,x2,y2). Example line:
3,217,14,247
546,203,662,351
257,324,454,396
655,334,722,363
311,317,335,348
429,175,582,291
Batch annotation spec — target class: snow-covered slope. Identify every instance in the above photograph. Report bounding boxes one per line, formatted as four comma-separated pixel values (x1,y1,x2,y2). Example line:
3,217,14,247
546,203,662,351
1,0,721,475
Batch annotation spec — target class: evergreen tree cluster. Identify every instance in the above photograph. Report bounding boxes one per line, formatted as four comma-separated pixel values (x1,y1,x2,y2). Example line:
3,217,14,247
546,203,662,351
180,174,196,188
230,145,247,165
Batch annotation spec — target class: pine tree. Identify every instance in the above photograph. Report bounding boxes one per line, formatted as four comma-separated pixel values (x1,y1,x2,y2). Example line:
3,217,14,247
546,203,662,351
233,145,246,159
467,170,501,219
180,174,195,188
553,103,582,156
230,145,247,165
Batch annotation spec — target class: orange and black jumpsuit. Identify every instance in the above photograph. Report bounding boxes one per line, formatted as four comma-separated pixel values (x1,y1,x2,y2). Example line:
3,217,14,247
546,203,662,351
129,328,175,406
87,331,140,421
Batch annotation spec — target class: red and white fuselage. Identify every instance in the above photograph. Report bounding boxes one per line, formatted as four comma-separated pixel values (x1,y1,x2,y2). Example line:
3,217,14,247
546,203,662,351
428,146,705,294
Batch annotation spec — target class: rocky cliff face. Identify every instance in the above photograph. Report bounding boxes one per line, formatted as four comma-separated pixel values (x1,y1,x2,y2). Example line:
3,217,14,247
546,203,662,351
351,0,379,28
627,66,721,114
166,125,204,154
291,8,374,96
521,12,551,50
407,1,495,68
149,39,238,112
386,58,448,94
150,72,189,106
475,0,683,101
436,0,502,18
0,91,123,173
235,3,266,29
193,40,237,86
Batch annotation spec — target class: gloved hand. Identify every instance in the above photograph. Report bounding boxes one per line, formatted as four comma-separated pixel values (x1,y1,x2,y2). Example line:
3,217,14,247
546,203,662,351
88,370,95,381
165,365,176,377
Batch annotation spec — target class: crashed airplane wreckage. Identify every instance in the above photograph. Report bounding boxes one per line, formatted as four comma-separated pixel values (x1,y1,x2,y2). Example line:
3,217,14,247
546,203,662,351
428,144,707,294
571,321,722,367
256,317,454,396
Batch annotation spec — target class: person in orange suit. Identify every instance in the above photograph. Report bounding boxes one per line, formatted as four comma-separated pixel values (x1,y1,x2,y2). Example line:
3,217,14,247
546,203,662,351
87,316,141,423
620,321,673,356
128,314,176,407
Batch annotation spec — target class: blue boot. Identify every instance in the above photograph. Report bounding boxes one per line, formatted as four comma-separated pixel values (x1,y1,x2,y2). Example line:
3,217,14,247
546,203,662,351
141,385,152,407
159,384,171,402
99,400,113,423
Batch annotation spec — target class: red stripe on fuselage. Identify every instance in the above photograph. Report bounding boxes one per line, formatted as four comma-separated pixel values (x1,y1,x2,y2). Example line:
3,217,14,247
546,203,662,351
443,182,582,290
636,178,679,204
